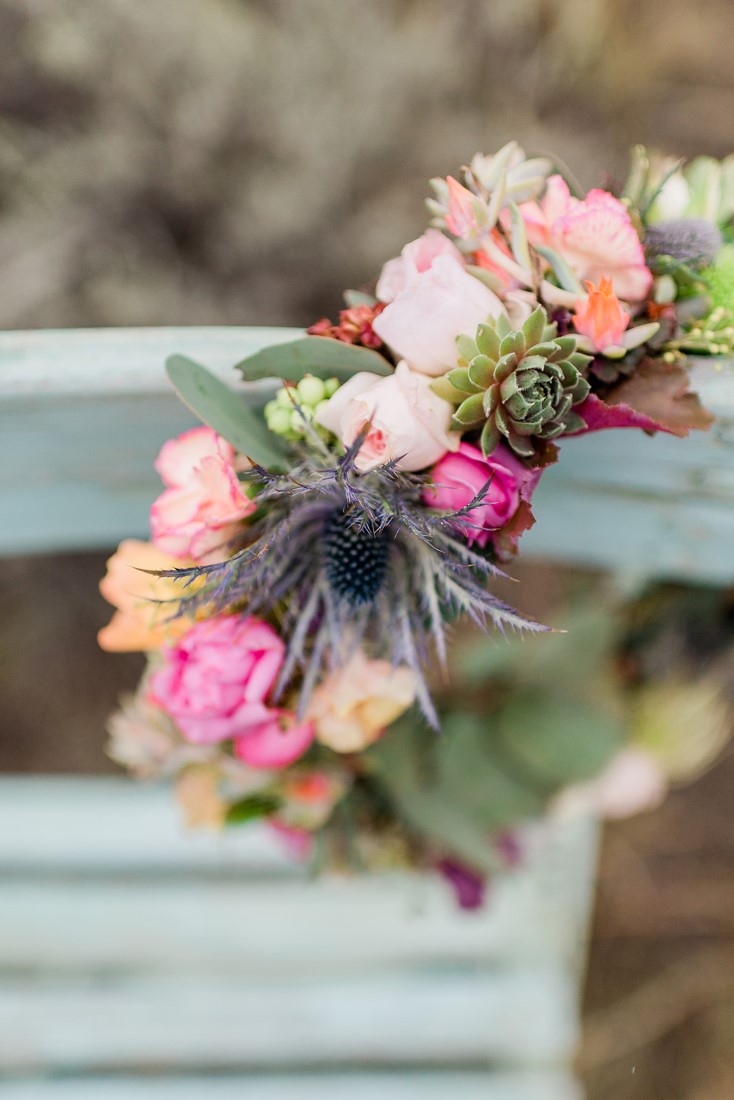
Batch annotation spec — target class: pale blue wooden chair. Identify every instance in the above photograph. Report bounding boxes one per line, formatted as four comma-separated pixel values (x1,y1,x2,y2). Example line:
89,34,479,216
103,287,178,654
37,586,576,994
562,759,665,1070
0,328,731,1099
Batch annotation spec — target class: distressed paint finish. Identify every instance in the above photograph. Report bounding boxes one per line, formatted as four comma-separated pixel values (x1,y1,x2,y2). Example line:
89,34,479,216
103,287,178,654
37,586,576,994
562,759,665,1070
1,327,733,578
0,778,596,1082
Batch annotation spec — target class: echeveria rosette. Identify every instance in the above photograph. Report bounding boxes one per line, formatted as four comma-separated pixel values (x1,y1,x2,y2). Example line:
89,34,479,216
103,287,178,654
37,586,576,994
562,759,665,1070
438,306,591,461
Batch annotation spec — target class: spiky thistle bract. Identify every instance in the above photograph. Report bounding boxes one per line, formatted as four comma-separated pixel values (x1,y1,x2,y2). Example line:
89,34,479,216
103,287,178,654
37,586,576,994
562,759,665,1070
152,438,549,728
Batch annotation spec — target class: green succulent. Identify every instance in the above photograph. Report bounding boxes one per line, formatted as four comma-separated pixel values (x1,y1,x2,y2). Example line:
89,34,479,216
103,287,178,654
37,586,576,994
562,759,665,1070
436,307,591,460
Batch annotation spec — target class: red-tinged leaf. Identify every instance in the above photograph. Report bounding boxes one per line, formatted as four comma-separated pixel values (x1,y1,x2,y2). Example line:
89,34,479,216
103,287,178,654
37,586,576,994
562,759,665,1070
570,360,715,438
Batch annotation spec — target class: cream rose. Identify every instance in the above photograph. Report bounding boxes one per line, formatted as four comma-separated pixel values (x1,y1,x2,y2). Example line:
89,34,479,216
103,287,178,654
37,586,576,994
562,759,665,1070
307,651,417,753
315,360,459,472
372,253,504,376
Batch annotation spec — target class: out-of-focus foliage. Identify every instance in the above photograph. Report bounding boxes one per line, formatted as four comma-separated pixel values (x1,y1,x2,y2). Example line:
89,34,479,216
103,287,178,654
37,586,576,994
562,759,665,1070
2,0,734,329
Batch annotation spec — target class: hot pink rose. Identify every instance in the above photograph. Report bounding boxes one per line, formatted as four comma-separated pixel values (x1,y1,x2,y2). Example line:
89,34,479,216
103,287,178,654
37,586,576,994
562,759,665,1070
150,427,255,564
148,615,314,768
315,360,459,472
423,442,541,549
373,253,504,376
521,175,652,302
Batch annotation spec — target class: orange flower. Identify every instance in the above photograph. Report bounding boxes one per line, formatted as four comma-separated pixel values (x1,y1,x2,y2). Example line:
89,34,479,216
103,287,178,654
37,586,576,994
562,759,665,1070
573,277,631,354
98,539,196,652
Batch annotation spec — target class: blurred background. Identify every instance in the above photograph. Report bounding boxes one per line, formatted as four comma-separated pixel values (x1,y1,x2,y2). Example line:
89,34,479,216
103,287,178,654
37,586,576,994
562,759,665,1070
2,1,734,1097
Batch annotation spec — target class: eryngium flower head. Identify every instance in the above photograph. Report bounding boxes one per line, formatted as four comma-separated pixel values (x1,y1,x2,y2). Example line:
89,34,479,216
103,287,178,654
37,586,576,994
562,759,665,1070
446,307,591,460
645,218,723,272
153,442,548,727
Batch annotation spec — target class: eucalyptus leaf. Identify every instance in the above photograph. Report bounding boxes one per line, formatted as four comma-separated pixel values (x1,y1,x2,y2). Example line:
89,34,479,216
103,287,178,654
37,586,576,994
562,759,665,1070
498,692,622,785
166,354,289,469
235,335,393,383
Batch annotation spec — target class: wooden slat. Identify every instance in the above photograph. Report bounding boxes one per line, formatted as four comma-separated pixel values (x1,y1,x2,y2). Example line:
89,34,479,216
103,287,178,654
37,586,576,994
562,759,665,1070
0,971,578,1072
1,327,732,578
0,779,597,976
0,779,596,1074
0,1071,583,1100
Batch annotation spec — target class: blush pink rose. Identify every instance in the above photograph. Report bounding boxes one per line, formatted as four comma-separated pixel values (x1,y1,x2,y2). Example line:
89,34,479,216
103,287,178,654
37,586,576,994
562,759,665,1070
315,360,459,472
423,442,541,548
521,175,652,302
148,615,314,768
150,427,255,564
373,253,504,376
375,229,464,303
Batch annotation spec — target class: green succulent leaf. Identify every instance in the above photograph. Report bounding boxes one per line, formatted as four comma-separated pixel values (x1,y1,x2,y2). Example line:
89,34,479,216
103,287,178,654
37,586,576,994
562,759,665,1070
166,355,290,468
235,335,393,383
448,367,481,394
521,306,547,350
453,391,487,426
535,245,585,294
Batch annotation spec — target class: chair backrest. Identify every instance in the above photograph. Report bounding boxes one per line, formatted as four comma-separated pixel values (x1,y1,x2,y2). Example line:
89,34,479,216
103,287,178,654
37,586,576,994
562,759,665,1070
2,327,732,580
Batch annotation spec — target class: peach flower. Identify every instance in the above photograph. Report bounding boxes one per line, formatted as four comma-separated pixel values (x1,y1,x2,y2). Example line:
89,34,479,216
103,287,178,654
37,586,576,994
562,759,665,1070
315,360,459,472
573,278,631,354
521,175,652,302
307,651,417,752
373,252,504,376
98,539,195,652
150,427,255,564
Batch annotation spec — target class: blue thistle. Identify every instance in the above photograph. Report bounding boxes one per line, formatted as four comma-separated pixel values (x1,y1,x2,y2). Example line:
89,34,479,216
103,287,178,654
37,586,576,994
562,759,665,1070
152,442,548,728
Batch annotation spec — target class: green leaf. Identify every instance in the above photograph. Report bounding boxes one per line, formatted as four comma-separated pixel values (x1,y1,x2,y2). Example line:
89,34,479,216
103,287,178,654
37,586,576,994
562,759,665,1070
235,336,393,383
430,375,466,404
166,355,289,468
225,793,281,826
343,289,377,308
498,693,622,785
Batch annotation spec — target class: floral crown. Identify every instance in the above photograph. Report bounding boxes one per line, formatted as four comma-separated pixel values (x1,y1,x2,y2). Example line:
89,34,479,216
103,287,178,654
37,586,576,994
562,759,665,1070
100,142,727,901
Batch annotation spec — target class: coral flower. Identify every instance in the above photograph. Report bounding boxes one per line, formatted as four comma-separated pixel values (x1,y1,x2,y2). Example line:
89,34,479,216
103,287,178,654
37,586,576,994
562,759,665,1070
445,175,480,238
573,278,631,354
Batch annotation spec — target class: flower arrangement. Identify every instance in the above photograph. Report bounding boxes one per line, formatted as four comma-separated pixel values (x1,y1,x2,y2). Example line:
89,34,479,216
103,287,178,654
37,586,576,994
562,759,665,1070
100,142,730,904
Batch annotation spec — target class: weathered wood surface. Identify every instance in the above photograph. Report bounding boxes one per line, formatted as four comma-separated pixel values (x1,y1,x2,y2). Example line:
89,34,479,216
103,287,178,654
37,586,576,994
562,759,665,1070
0,777,595,1089
0,1071,583,1100
1,327,733,581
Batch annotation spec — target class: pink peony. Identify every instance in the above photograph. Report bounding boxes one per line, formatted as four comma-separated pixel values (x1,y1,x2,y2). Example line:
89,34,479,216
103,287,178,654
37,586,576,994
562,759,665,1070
423,442,541,549
315,360,459,472
373,252,504,376
150,427,255,564
521,175,652,302
148,615,314,768
375,229,464,303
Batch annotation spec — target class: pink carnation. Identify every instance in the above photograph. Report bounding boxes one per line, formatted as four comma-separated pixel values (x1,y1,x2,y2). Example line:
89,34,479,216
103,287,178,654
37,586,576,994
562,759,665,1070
521,175,652,302
150,427,255,564
148,615,314,768
424,442,541,549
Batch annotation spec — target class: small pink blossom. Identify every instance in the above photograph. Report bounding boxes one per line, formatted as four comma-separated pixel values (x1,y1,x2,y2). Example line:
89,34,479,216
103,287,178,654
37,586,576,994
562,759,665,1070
375,229,464,303
148,615,314,768
315,361,459,472
521,175,652,302
150,427,255,564
424,442,541,549
373,252,504,376
552,747,667,821
445,176,480,238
